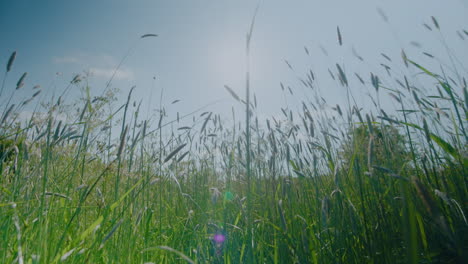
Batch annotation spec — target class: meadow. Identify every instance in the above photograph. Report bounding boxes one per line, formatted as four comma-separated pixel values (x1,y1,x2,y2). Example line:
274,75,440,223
1,16,467,263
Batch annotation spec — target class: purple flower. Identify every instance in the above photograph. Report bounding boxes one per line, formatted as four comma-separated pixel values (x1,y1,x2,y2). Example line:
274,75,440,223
213,233,226,244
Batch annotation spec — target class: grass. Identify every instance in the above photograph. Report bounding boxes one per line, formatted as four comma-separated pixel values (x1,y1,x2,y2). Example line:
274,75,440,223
0,15,467,264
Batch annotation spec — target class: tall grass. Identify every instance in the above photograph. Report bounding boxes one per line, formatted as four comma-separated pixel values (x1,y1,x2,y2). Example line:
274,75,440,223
0,17,467,264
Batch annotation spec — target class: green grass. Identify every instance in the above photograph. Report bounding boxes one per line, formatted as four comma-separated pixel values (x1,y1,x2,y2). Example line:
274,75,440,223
1,19,467,263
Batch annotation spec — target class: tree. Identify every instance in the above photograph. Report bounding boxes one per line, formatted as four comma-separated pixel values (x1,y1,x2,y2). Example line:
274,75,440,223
340,123,409,174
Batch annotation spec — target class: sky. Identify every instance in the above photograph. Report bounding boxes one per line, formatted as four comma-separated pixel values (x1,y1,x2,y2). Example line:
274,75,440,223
1,0,467,127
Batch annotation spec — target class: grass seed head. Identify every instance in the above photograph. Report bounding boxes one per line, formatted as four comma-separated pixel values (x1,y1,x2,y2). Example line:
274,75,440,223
6,51,17,72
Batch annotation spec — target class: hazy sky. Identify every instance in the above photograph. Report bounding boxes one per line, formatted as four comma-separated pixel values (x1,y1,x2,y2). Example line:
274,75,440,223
1,0,467,125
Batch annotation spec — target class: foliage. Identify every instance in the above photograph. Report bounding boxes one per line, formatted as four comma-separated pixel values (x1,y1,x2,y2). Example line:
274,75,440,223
340,123,410,174
0,20,467,264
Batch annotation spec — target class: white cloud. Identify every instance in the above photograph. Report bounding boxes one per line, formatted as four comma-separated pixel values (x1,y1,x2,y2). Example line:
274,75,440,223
89,67,134,81
52,53,134,81
53,56,81,64
53,53,119,66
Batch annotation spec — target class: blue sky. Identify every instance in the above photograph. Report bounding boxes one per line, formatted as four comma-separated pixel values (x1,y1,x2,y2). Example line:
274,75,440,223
1,0,467,126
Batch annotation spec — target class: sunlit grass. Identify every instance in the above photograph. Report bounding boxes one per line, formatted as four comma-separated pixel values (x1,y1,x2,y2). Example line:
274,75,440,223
0,16,467,264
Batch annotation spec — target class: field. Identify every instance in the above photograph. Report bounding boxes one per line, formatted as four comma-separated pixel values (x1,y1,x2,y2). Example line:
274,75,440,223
1,14,467,264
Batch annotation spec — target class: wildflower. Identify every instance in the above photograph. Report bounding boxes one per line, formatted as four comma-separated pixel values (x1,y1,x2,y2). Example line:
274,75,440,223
213,233,225,244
